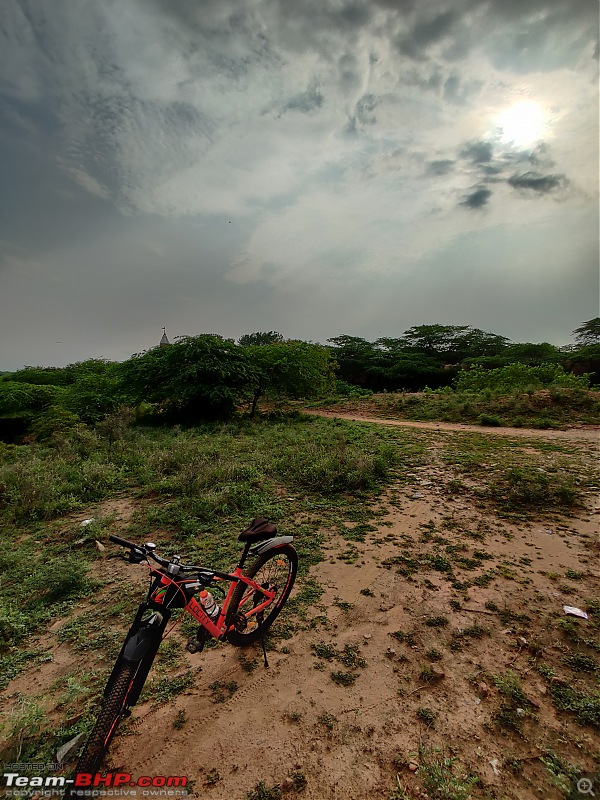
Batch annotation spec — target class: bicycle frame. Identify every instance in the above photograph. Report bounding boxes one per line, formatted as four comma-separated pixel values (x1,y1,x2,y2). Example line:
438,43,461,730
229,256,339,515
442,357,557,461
103,542,282,706
148,563,277,639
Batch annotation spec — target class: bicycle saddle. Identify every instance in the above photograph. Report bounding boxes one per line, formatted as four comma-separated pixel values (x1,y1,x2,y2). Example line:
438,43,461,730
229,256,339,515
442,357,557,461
238,517,277,543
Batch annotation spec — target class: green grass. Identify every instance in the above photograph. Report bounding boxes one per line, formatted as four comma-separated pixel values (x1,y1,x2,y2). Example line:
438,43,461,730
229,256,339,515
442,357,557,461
417,707,437,725
331,670,357,686
417,747,479,800
493,670,529,733
244,780,282,800
143,670,197,704
320,386,600,428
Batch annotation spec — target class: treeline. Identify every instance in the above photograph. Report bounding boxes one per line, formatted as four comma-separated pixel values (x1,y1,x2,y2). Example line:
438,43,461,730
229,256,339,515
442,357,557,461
0,335,333,440
0,319,598,440
327,320,600,393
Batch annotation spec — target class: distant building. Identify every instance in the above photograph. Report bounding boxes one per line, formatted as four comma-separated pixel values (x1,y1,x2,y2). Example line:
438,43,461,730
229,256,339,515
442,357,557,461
159,327,170,346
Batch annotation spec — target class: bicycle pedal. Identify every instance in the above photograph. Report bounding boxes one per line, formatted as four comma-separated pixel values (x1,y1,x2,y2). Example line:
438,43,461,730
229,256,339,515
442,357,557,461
186,638,204,654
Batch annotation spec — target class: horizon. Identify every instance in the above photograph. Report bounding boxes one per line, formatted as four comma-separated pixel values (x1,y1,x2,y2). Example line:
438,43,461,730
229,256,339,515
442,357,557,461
0,318,592,373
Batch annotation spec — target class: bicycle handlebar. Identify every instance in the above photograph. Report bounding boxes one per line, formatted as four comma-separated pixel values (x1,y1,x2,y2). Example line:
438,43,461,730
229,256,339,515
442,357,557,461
109,534,139,550
108,534,214,577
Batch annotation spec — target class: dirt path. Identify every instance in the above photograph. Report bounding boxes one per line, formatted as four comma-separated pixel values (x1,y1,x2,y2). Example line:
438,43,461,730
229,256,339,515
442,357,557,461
303,409,600,443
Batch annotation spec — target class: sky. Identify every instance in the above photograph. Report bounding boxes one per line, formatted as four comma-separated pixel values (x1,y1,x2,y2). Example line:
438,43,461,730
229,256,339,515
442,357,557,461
0,0,598,370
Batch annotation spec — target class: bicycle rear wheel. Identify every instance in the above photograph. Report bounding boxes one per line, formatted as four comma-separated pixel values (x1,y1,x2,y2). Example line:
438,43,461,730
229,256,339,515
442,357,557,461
226,545,297,646
65,661,137,797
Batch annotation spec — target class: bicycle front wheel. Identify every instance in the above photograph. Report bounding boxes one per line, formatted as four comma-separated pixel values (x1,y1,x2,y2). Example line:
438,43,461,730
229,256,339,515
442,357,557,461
226,545,297,646
66,661,137,795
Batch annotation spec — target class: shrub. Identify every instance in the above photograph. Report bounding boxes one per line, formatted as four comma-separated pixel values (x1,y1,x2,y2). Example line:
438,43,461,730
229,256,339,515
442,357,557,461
455,363,590,394
478,414,503,427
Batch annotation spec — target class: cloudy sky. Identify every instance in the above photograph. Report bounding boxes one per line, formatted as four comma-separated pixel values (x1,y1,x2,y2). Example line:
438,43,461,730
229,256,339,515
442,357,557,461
0,0,598,369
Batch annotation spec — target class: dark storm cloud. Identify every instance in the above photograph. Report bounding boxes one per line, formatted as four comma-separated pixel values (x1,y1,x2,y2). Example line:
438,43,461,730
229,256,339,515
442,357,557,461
396,10,458,59
282,84,324,114
460,141,493,164
427,159,455,175
460,186,492,209
508,171,568,193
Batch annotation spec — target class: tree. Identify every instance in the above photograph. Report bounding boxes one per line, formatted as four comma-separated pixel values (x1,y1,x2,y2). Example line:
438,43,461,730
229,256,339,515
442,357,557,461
0,381,63,414
238,331,284,347
244,341,335,416
62,367,126,423
572,318,600,346
400,325,471,356
119,335,257,422
400,325,509,364
327,336,378,386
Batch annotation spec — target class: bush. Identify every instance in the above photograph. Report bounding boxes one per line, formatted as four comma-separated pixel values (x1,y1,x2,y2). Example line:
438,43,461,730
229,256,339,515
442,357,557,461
490,467,578,510
455,363,590,394
478,414,503,427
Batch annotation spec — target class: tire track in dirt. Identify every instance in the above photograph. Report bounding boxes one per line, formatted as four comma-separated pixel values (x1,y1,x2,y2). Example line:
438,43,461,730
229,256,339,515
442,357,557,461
122,663,279,774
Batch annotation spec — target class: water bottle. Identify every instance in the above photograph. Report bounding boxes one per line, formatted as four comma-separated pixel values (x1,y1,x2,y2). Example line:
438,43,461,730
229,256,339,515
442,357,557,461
199,590,220,620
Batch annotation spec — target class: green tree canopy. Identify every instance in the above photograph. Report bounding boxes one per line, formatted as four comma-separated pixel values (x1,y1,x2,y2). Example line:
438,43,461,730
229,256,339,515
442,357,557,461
244,341,335,416
119,335,257,421
0,382,64,415
572,318,600,346
238,331,284,347
400,325,509,363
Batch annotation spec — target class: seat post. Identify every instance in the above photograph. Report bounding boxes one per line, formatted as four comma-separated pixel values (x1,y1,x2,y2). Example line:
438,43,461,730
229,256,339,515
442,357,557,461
237,542,251,570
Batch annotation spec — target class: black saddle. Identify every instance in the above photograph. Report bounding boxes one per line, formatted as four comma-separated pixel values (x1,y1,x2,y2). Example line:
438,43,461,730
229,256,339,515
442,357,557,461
238,517,277,543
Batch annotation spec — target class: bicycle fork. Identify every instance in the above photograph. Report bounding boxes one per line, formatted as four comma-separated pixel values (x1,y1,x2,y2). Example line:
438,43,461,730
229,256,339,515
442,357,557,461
105,607,169,709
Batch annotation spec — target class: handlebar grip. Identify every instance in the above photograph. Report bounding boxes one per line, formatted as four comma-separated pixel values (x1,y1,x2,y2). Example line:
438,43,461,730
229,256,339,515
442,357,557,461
109,534,140,550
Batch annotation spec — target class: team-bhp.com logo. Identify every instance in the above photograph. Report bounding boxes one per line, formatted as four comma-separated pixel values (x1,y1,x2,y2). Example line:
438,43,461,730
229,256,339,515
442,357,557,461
3,772,188,797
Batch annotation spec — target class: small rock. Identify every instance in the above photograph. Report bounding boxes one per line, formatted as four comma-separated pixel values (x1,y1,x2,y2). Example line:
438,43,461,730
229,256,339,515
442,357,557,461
94,540,105,553
363,634,372,640
501,629,513,635
528,696,542,709
516,708,526,718
475,698,481,706
79,518,95,527
478,682,489,698
56,732,87,764
431,667,445,681
489,759,501,776
518,637,528,646
280,778,294,792
410,493,425,500
551,676,566,686
379,603,395,612
408,762,419,772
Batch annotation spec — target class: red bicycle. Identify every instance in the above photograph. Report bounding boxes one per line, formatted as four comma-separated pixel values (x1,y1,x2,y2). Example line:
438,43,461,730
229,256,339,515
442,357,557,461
64,518,297,795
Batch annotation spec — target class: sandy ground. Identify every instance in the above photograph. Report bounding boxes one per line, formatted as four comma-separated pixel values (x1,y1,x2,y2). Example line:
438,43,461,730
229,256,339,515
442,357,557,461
2,422,599,800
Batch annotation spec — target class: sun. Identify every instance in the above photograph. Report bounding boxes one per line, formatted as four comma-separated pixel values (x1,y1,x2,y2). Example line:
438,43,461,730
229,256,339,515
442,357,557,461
495,101,546,148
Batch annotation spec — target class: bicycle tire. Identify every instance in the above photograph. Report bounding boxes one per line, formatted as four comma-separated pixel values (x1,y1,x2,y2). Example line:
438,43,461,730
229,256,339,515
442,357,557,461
226,544,297,646
65,661,137,797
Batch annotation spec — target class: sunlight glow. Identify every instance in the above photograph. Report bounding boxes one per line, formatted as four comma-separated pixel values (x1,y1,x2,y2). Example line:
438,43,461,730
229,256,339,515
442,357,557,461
495,101,546,148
